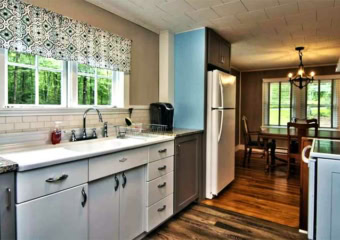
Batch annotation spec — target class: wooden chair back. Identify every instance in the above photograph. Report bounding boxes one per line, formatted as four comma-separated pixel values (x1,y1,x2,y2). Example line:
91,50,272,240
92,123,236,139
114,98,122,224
287,121,318,157
242,116,251,145
293,118,318,124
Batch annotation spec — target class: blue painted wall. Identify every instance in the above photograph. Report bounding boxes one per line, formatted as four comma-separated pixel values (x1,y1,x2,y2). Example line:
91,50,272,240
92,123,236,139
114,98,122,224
174,28,206,130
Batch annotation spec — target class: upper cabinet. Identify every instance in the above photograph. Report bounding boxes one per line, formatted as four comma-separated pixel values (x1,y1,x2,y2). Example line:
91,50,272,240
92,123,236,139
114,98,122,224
207,28,231,73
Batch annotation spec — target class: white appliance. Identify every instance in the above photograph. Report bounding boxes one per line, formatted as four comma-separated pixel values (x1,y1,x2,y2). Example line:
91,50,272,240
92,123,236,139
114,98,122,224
206,70,236,199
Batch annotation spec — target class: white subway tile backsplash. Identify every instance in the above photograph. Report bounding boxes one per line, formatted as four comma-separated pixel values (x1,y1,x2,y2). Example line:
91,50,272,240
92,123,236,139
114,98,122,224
37,116,51,122
23,116,37,122
6,117,22,123
0,117,5,124
15,123,30,130
0,123,14,131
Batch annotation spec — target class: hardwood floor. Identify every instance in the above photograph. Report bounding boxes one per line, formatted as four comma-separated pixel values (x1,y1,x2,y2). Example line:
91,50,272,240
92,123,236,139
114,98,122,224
203,150,300,228
146,204,306,240
146,150,305,239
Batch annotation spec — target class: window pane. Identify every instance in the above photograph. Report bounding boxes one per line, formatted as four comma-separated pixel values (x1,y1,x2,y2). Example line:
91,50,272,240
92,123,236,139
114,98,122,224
97,68,113,78
319,81,332,128
269,83,279,125
8,51,35,65
38,56,62,70
8,66,35,104
39,71,62,105
78,64,95,74
280,83,291,125
78,76,95,105
307,82,319,120
98,78,112,105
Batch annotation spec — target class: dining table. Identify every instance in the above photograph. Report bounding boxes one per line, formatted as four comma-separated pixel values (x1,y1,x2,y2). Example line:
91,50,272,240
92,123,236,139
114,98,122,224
259,127,340,170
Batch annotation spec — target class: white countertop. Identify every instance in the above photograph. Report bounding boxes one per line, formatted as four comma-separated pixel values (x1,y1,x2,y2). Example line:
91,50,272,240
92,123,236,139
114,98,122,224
0,135,175,172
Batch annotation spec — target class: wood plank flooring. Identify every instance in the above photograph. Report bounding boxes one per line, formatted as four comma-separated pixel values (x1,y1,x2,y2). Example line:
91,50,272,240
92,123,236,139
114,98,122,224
203,151,300,228
146,204,306,240
146,150,305,240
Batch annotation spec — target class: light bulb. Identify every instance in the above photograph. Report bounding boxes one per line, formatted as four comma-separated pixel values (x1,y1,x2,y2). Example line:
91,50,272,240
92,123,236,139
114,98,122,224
288,73,293,78
310,71,315,77
298,69,304,76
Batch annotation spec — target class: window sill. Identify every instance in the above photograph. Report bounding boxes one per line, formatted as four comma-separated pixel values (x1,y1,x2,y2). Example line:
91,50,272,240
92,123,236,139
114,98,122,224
261,125,338,131
0,105,149,116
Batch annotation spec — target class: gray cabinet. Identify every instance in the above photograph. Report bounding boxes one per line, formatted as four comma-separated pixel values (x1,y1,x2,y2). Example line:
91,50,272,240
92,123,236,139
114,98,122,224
316,158,340,240
0,172,15,240
174,134,202,214
16,184,88,240
89,166,146,240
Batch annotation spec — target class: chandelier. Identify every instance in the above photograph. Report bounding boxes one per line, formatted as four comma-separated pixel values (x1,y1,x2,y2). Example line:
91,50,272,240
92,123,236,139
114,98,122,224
288,47,315,89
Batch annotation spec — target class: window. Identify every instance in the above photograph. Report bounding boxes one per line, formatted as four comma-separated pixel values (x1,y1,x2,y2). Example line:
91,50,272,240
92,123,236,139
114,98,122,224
268,82,292,126
306,80,333,128
0,49,126,109
77,63,124,107
6,50,65,106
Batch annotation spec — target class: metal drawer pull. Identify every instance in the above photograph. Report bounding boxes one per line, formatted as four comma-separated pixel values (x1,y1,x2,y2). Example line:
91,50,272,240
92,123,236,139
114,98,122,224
158,182,167,188
6,188,11,210
158,205,166,212
119,158,128,162
114,175,119,192
81,188,87,208
46,174,68,183
158,149,167,153
158,165,167,171
122,172,127,188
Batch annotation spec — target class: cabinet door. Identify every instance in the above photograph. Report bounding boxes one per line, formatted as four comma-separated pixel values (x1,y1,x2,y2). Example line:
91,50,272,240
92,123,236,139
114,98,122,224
119,167,146,240
174,134,201,214
0,172,15,240
220,41,230,71
89,175,119,240
17,184,88,240
208,29,221,67
317,159,340,240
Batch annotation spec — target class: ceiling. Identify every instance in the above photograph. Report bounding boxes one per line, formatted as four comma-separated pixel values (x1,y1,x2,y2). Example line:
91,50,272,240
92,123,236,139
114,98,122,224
86,0,340,71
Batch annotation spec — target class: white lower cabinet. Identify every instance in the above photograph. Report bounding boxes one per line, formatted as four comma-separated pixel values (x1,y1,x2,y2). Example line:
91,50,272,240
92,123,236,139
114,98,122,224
16,184,88,240
89,166,146,240
89,175,119,240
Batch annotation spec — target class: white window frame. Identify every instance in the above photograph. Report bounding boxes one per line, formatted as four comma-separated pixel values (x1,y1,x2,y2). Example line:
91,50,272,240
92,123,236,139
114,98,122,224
0,48,127,111
0,49,67,108
70,62,125,109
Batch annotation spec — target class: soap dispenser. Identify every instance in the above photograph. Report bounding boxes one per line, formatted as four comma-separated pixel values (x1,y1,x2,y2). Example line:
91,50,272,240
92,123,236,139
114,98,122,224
51,121,62,145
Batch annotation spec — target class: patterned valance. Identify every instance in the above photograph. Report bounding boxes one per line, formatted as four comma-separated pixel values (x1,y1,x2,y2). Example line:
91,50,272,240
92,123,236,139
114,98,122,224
0,0,131,73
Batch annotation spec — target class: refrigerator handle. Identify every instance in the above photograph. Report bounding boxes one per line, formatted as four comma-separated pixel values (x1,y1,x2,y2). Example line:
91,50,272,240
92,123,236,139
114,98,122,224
219,78,224,109
218,110,223,143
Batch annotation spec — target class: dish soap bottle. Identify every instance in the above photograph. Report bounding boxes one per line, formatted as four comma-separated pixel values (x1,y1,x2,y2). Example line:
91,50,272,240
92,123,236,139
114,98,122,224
51,121,62,145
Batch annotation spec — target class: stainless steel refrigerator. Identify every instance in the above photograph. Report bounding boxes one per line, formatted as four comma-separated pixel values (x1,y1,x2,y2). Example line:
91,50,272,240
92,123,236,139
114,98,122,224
206,70,236,199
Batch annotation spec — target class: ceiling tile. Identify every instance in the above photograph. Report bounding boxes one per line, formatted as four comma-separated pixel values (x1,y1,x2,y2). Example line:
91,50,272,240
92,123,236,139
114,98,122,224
186,8,220,22
212,0,248,17
236,9,269,23
276,24,303,34
317,6,340,21
241,0,279,11
285,10,316,25
185,0,223,10
211,15,241,26
265,2,299,19
298,0,335,13
158,0,195,15
258,17,287,28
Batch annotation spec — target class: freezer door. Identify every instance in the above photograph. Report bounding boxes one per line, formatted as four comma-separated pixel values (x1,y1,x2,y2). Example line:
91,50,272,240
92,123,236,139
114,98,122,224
212,70,236,109
211,109,235,196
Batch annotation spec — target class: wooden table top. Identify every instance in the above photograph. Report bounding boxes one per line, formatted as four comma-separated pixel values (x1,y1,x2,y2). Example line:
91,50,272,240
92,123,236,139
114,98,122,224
260,127,340,140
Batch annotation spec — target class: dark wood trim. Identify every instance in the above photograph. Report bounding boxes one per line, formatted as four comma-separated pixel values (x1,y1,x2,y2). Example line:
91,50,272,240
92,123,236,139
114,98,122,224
278,82,282,125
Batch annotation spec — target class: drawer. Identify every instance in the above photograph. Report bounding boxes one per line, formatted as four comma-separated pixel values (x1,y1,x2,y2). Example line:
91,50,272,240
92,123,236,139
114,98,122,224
149,141,174,162
16,160,88,203
89,147,148,181
146,194,174,232
147,172,173,206
147,156,174,181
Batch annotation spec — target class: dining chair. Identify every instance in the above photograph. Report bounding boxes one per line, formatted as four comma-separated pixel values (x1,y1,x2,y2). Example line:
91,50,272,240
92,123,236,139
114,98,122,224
287,120,318,178
242,116,271,167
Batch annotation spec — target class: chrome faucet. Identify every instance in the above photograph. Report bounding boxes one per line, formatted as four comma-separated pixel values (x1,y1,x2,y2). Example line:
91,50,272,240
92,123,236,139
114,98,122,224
83,108,103,138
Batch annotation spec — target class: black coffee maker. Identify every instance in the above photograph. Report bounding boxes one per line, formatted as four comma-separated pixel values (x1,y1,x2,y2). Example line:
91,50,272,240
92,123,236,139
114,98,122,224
150,102,174,131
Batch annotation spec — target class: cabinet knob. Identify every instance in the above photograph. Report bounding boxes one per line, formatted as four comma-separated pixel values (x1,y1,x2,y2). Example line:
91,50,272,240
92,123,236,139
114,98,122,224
81,188,87,208
122,172,127,188
158,165,167,171
114,175,119,191
158,149,167,153
158,182,167,188
46,174,68,183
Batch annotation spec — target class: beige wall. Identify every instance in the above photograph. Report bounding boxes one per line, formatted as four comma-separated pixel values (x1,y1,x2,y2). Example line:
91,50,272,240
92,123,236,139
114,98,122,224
24,0,159,105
